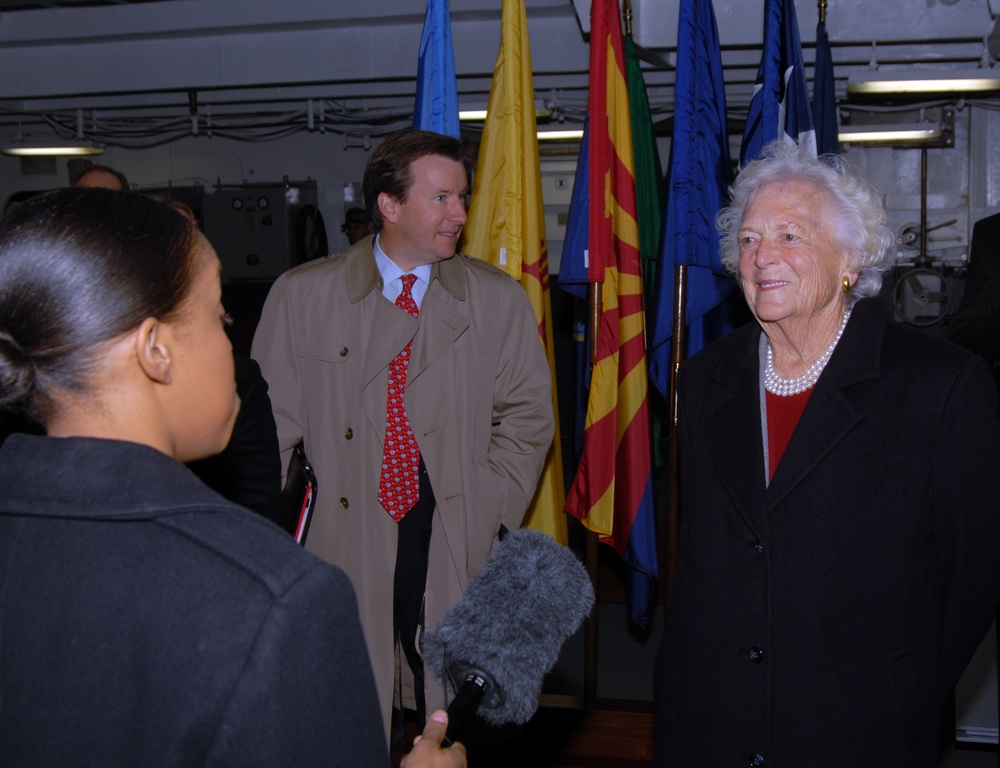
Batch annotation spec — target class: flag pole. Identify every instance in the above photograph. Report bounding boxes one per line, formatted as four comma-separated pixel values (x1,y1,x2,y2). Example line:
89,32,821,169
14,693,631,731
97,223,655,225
666,266,687,602
584,281,602,707
818,0,827,25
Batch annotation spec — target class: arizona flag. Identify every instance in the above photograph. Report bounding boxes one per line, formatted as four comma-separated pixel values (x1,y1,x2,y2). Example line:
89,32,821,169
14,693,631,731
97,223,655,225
740,0,816,166
413,0,460,138
564,0,657,627
463,0,567,545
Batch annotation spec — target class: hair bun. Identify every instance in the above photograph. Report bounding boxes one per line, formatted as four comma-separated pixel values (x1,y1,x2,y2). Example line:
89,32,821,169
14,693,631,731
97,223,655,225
0,330,36,410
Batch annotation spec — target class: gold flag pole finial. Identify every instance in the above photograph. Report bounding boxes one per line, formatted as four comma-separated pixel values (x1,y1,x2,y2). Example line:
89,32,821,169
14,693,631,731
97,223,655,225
623,0,633,39
818,0,828,26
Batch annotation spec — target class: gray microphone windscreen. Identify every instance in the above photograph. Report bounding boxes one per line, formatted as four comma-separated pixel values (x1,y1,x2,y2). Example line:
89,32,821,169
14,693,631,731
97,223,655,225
423,528,595,726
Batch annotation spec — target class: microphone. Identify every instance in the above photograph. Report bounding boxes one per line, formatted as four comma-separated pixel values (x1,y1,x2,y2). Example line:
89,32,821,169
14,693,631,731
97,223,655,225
422,528,595,744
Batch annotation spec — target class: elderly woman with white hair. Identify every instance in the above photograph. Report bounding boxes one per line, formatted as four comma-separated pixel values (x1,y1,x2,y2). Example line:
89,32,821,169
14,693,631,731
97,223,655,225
653,140,1000,767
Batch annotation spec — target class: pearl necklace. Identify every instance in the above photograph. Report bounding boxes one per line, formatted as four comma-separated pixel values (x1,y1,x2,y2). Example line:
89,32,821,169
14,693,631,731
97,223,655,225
764,308,852,396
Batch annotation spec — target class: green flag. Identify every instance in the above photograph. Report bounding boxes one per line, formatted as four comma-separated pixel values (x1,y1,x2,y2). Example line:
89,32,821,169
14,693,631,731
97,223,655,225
625,35,664,294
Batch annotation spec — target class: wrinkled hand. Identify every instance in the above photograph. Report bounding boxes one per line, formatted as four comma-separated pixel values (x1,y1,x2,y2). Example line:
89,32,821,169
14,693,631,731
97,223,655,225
399,710,467,768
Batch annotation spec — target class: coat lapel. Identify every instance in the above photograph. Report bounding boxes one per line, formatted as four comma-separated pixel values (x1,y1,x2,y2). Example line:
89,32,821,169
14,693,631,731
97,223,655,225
698,325,771,533
352,249,472,437
345,245,418,440
765,301,884,508
362,300,418,390
347,244,419,392
408,257,470,382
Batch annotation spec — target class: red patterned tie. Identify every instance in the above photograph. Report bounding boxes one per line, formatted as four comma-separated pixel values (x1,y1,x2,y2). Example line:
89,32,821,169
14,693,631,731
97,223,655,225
377,274,421,522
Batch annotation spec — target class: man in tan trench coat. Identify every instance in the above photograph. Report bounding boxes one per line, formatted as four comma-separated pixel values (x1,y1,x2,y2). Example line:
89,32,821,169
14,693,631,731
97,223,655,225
252,130,553,745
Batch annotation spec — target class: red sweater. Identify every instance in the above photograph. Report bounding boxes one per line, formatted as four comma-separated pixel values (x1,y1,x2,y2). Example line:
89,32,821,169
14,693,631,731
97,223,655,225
766,388,812,481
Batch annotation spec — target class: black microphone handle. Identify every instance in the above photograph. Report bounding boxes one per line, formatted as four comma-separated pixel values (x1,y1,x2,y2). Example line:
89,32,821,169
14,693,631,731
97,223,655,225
442,672,491,747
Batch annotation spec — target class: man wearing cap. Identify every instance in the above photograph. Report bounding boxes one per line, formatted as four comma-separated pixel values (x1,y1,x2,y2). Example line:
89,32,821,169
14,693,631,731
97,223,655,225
342,206,372,245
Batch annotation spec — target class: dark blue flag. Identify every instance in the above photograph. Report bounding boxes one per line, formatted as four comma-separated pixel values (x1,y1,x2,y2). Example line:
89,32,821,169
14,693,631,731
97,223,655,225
740,0,816,166
558,115,590,299
413,0,460,138
648,0,739,397
557,115,590,493
813,20,839,155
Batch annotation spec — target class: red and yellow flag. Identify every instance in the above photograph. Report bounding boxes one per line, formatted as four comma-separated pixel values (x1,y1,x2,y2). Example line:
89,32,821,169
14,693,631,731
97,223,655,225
463,0,567,544
564,0,654,567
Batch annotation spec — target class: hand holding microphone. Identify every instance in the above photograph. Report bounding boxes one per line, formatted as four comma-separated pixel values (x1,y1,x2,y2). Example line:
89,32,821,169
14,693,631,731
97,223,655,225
400,710,467,768
422,529,595,745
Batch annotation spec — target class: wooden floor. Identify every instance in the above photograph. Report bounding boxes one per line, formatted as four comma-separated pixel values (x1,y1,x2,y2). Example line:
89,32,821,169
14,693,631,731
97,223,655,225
392,704,1000,767
477,705,654,768
392,704,655,768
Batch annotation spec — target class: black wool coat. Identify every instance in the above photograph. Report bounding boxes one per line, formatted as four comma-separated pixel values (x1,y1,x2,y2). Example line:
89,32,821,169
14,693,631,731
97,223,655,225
654,300,1000,768
949,211,1000,384
0,434,388,768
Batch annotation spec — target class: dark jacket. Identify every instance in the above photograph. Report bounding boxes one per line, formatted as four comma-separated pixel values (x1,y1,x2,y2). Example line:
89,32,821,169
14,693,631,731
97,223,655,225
949,211,1000,386
654,300,1000,767
0,434,388,768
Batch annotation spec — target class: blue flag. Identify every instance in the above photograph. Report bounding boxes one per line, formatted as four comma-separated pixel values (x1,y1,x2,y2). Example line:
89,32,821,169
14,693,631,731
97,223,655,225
813,20,839,156
413,0,460,138
557,115,590,299
555,115,589,480
740,0,816,166
648,0,739,396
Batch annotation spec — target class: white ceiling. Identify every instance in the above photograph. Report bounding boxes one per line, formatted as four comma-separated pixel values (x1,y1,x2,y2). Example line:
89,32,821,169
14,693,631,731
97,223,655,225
0,0,996,148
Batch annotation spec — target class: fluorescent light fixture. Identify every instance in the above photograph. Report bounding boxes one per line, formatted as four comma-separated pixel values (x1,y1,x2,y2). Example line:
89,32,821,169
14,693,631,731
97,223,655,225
847,68,1000,95
460,109,583,141
2,140,104,157
459,107,554,123
838,123,944,144
537,129,584,141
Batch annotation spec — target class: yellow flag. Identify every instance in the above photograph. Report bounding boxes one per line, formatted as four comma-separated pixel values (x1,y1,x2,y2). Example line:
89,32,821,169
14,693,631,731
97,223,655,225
464,0,566,544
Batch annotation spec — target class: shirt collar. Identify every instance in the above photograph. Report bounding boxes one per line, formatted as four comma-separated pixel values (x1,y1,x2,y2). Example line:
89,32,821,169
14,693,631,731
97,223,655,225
373,234,432,287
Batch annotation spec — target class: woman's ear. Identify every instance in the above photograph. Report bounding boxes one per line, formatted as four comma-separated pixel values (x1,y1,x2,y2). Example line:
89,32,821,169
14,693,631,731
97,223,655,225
134,317,172,385
840,253,861,287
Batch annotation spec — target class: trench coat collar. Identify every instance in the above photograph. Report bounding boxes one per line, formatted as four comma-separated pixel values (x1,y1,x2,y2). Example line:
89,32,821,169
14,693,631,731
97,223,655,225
345,236,468,305
353,238,471,396
698,299,884,529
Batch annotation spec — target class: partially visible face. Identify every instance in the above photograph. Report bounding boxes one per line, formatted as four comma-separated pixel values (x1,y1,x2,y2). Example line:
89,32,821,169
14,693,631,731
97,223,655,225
379,153,468,271
166,234,238,462
737,179,857,328
344,221,371,245
74,170,125,191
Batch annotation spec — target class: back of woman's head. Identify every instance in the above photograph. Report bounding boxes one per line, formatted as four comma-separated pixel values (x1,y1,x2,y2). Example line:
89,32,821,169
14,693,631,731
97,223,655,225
0,188,197,429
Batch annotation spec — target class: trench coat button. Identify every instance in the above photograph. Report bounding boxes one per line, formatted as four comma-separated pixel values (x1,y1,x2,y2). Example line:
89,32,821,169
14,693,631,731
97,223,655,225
754,540,764,554
339,347,348,357
749,754,765,766
747,646,764,663
339,497,349,509
344,427,353,440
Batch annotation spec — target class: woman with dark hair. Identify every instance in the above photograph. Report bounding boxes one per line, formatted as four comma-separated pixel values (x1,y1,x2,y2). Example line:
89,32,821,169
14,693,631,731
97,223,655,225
0,188,464,768
653,141,1000,767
